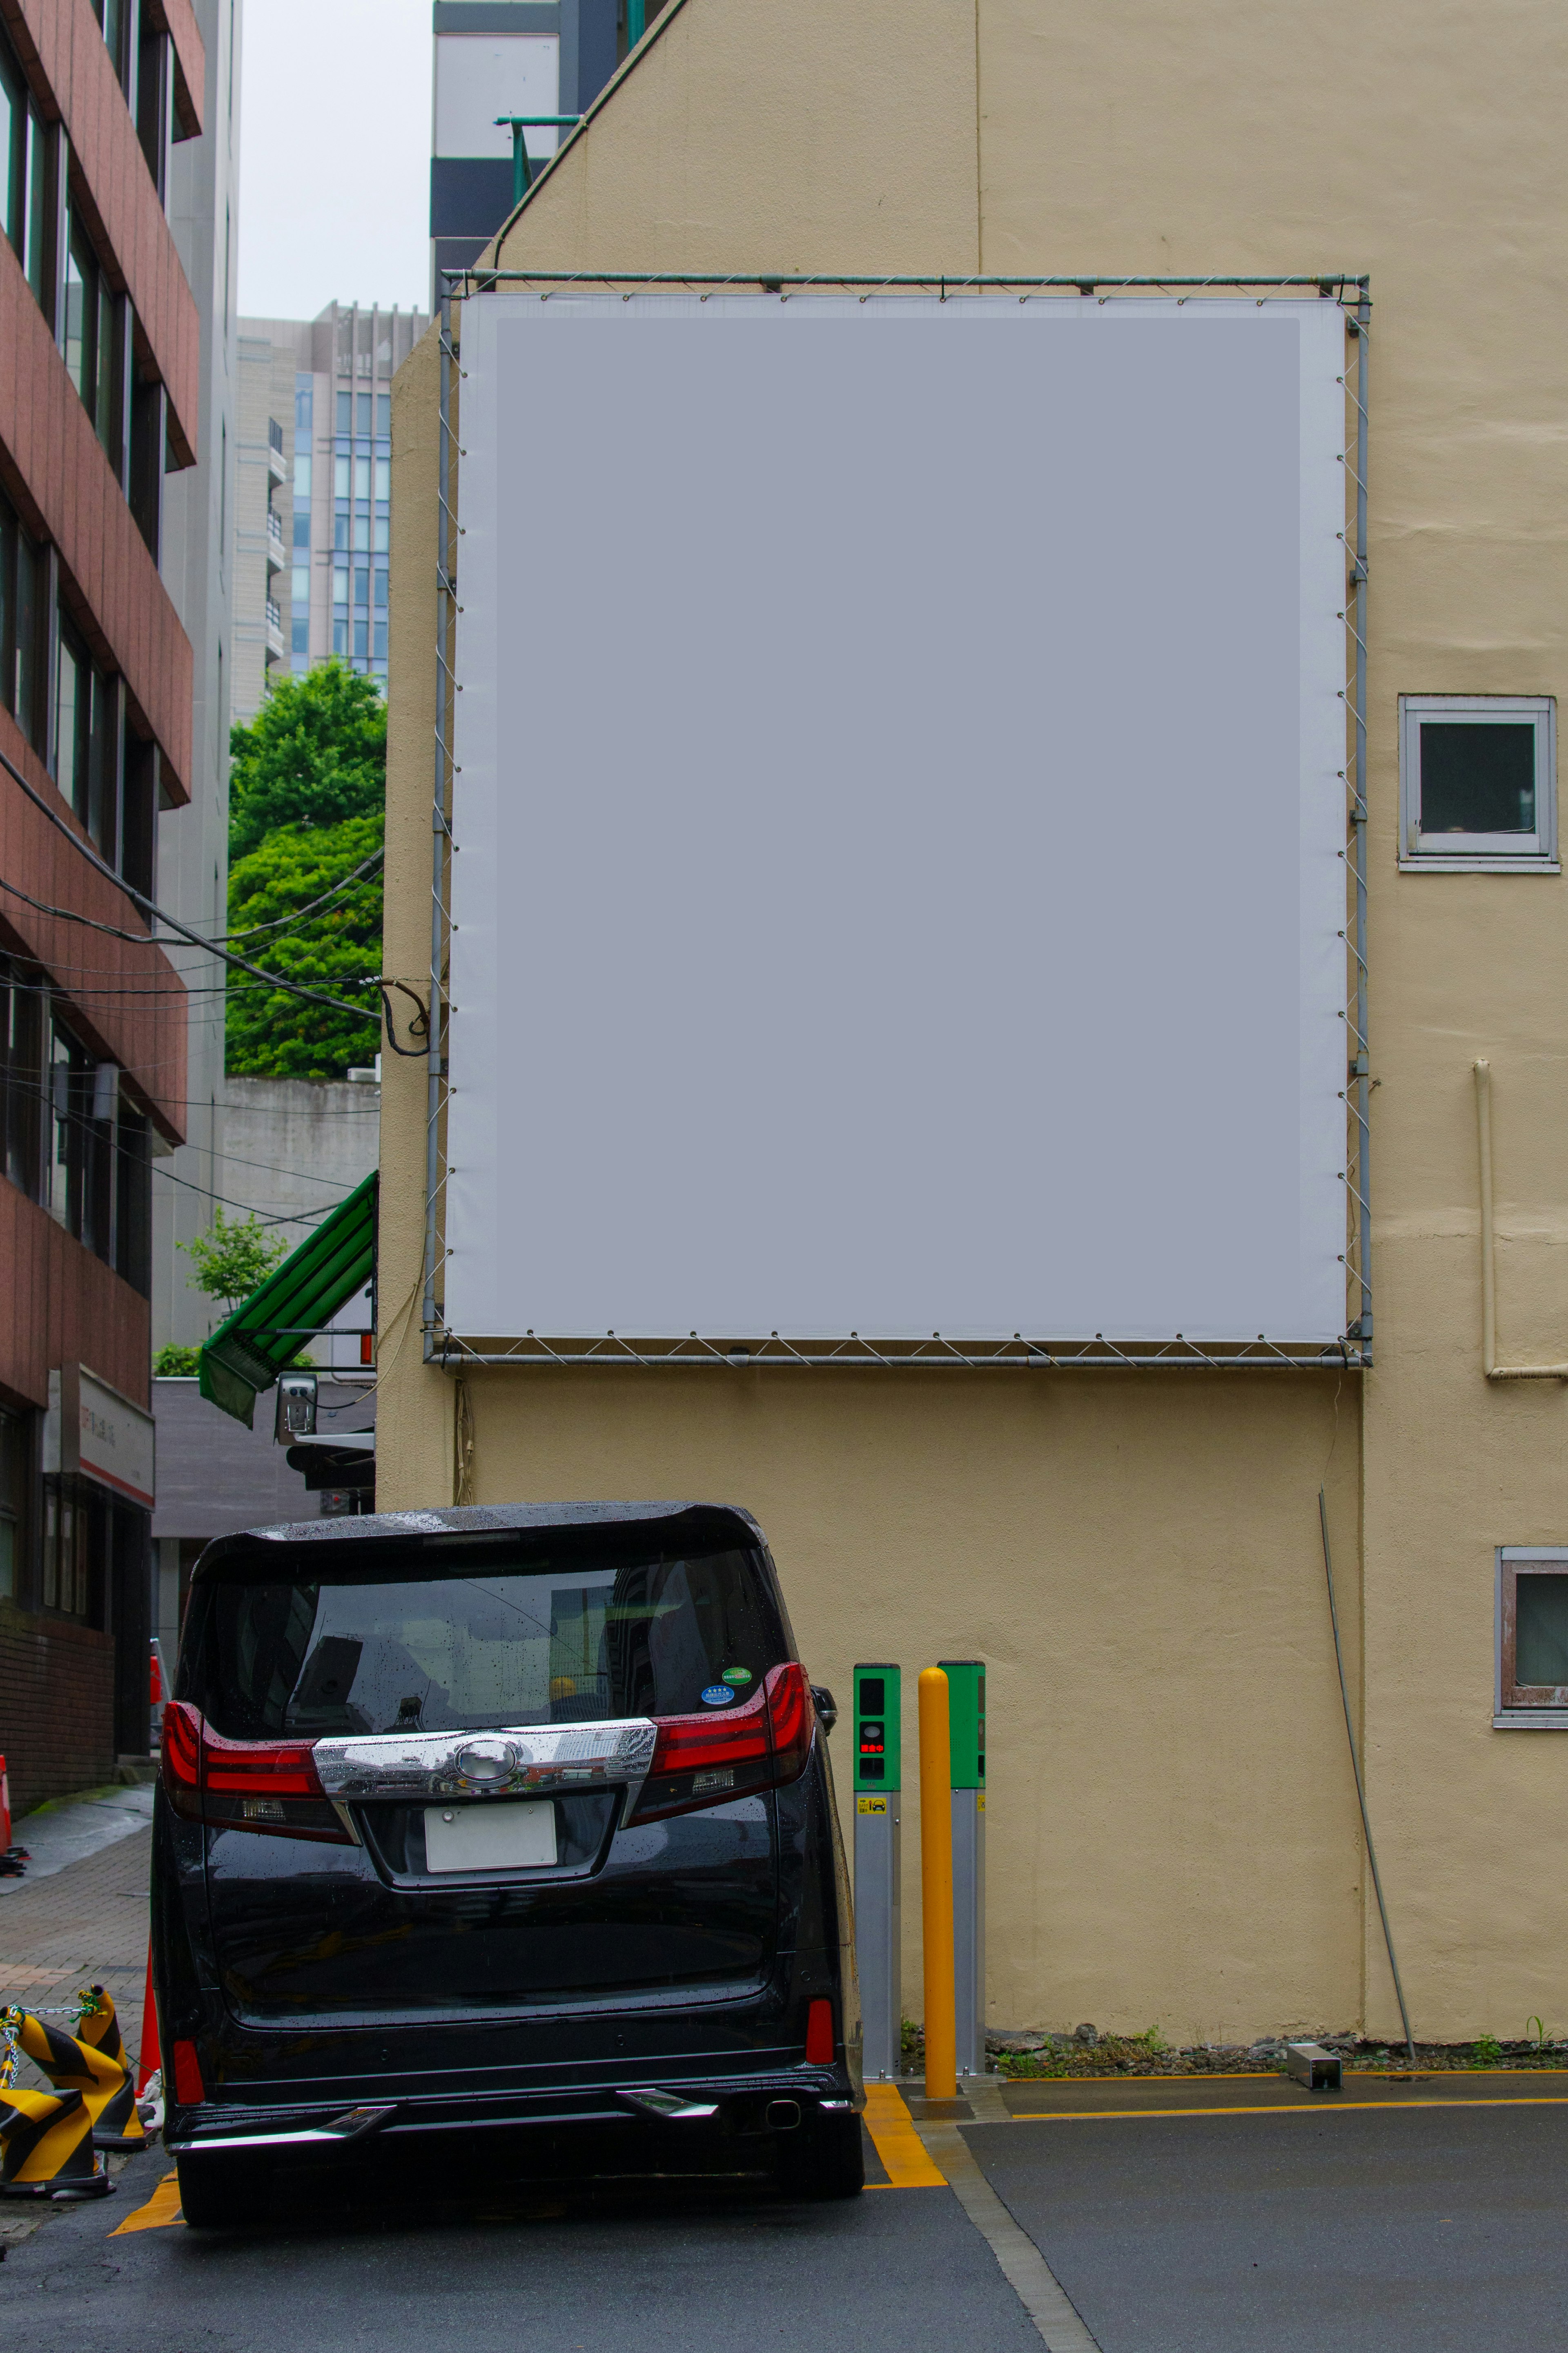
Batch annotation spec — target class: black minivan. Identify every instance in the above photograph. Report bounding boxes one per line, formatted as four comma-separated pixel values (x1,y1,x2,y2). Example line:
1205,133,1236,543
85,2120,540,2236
153,1501,864,2225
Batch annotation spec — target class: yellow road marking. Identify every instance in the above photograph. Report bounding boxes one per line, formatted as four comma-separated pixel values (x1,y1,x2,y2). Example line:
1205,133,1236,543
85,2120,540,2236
111,2169,184,2233
1010,2096,1568,2122
862,2083,946,2187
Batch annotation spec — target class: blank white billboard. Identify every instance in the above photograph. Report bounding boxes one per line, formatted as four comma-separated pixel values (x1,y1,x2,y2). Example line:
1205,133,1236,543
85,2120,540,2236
445,294,1348,1349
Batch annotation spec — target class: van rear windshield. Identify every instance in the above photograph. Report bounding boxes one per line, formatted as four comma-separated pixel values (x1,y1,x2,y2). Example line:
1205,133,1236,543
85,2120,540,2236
180,1544,787,1741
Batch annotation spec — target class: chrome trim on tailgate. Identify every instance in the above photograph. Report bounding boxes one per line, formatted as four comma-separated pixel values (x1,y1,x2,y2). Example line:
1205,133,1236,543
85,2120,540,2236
311,1719,659,1820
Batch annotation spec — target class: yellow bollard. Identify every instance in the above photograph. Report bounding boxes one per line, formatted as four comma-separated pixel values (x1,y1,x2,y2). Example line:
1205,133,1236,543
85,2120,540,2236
918,1667,956,2100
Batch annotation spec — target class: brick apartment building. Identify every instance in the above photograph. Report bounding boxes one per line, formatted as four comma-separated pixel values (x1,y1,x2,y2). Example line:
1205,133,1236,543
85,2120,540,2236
0,0,207,1814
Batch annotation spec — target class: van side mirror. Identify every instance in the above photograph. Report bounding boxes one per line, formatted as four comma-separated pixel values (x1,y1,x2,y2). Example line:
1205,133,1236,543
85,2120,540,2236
811,1685,837,1735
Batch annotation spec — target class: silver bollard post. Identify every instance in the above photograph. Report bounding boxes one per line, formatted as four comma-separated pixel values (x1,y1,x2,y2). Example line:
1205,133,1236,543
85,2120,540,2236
852,1663,901,2080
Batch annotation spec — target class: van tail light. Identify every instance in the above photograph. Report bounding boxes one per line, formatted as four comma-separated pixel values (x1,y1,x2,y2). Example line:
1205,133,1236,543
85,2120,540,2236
630,1664,816,1823
160,1701,351,1844
804,1999,835,2066
171,2039,205,2106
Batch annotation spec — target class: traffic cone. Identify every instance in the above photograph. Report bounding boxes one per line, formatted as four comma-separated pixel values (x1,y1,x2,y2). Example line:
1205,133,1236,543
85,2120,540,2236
76,1990,146,2151
0,1755,24,1878
134,1945,160,2099
0,2085,100,2196
0,2005,114,2199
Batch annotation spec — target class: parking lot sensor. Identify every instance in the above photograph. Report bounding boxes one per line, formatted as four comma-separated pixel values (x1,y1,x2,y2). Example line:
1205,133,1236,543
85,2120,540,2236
939,1659,986,2079
853,1664,901,2079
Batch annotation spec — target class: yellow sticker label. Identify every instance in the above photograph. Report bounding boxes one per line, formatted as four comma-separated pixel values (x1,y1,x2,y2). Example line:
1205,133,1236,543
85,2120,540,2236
978,1794,986,1812
857,1795,888,1814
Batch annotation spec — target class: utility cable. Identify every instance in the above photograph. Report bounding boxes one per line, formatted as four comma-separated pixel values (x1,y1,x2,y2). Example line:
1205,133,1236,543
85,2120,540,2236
0,739,381,1022
1318,1488,1417,2068
0,843,384,955
4,1073,354,1227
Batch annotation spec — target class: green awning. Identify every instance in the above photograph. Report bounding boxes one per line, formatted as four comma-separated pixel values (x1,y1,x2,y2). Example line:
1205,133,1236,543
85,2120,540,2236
198,1172,377,1427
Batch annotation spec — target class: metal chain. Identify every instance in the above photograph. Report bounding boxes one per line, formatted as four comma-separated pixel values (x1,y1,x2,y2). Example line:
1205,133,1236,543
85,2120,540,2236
0,1989,110,2090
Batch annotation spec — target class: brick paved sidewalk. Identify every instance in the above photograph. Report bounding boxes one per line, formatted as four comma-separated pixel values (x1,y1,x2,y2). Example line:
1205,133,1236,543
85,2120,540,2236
0,1828,152,2079
0,1831,154,2247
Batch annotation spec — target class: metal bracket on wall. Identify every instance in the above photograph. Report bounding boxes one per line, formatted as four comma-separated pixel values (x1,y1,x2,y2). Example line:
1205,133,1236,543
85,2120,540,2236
494,117,582,208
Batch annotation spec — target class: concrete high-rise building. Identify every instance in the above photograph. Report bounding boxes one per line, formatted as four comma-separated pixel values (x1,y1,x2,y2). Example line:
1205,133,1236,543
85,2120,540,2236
233,303,427,723
155,0,242,1358
429,1,624,300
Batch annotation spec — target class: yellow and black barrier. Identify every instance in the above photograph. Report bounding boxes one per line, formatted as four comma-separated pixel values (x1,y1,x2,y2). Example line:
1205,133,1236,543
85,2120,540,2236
0,1989,143,2199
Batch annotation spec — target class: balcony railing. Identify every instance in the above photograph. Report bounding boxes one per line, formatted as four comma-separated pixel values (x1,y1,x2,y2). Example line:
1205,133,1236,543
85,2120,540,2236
267,417,284,453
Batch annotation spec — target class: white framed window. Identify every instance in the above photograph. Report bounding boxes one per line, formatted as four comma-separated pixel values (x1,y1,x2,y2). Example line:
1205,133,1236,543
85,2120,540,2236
1400,696,1557,871
1495,1549,1568,1726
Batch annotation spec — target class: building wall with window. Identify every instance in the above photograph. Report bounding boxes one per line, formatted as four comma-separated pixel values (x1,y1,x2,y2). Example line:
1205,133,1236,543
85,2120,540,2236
155,0,241,1354
0,0,211,1807
428,0,625,301
232,303,427,724
381,0,1568,2044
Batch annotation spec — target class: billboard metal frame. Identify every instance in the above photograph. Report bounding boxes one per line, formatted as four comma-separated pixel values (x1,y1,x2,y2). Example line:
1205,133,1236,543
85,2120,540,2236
420,274,1372,1375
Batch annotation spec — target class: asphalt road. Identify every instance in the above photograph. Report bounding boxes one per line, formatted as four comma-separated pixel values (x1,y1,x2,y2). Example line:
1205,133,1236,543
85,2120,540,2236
0,2139,1040,2353
966,2097,1568,2352
5,2084,1567,2349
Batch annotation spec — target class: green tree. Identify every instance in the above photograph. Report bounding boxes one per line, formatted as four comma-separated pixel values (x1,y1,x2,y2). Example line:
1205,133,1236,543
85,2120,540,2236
178,1207,289,1315
226,812,383,1077
153,1343,201,1376
228,660,386,859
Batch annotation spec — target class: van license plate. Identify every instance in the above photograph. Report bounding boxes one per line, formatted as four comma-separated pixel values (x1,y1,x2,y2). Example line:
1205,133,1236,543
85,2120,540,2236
424,1801,557,1873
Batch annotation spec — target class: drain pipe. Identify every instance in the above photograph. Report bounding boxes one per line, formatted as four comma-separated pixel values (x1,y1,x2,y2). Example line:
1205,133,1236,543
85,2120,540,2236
1473,1061,1568,1379
1318,1490,1417,2070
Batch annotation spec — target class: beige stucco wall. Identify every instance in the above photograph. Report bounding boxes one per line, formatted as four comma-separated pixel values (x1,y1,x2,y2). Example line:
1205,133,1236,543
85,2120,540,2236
381,0,1568,2043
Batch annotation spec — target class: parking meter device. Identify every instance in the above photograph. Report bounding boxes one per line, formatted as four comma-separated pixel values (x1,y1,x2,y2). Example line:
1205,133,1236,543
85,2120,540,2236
853,1664,901,2080
939,1658,986,2077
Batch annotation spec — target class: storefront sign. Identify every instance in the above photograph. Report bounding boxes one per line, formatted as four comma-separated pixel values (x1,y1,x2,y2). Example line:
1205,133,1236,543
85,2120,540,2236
74,1368,156,1510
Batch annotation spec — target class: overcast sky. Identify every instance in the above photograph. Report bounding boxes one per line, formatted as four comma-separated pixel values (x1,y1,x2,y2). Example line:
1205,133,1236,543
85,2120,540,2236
238,0,432,321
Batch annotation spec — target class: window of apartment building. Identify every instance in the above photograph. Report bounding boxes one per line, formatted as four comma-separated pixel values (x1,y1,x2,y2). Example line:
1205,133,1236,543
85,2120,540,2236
0,23,51,317
1497,1551,1568,1722
136,16,169,199
56,614,120,861
121,729,157,899
63,203,124,470
0,955,42,1200
42,1479,95,1619
115,1103,150,1293
0,484,46,753
47,1021,112,1259
91,0,134,95
0,1405,24,1600
1400,697,1557,870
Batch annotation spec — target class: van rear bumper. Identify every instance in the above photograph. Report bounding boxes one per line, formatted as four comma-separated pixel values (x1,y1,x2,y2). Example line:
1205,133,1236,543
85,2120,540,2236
165,2068,858,2155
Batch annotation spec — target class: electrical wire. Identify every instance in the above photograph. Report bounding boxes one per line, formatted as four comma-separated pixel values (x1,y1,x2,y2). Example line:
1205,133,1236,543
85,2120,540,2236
4,1074,357,1227
151,1161,348,1226
1318,1489,1418,2068
0,841,384,957
0,738,383,1022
